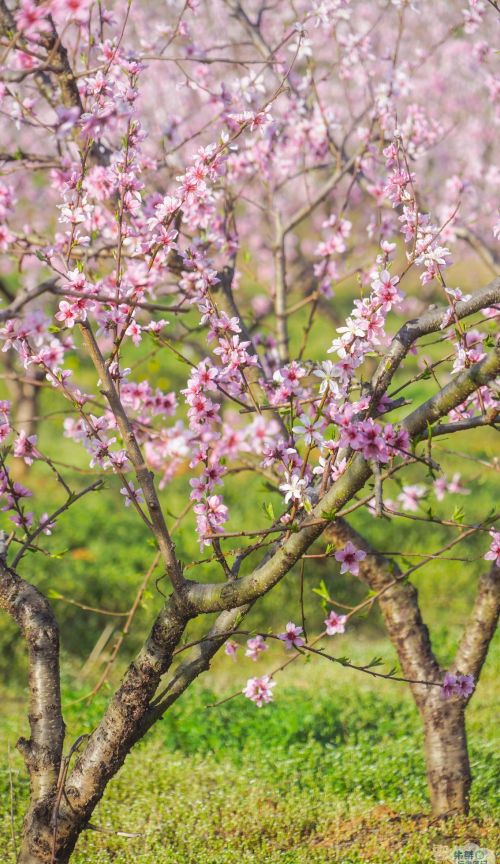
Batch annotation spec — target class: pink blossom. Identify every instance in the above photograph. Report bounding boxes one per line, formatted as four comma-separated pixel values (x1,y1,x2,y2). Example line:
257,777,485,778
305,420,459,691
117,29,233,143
434,477,448,502
245,635,268,662
446,473,470,496
224,640,238,658
125,321,142,346
324,610,347,635
441,672,475,699
243,675,276,707
13,431,38,465
15,0,50,35
371,269,403,310
278,622,305,650
397,485,426,512
334,541,366,575
455,674,475,698
55,301,78,328
292,414,324,445
484,531,500,566
52,0,93,23
10,511,34,530
279,473,307,505
119,483,145,508
39,513,55,535
441,672,458,699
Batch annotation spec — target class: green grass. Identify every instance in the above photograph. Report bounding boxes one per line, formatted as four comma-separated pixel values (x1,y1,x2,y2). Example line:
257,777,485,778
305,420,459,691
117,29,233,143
1,654,498,863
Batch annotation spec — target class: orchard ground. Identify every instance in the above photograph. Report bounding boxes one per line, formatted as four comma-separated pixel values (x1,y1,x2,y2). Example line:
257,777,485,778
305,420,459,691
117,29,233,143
1,637,498,864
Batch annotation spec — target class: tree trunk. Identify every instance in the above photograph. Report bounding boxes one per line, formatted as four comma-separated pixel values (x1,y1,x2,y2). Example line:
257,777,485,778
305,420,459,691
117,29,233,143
421,696,471,816
17,811,81,864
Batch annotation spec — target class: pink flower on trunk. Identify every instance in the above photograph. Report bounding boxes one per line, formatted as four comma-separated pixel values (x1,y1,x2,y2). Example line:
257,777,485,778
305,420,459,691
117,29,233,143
245,634,268,661
324,610,347,635
334,541,366,575
278,622,305,650
484,530,500,567
441,672,458,699
441,672,475,699
243,675,276,707
455,674,475,698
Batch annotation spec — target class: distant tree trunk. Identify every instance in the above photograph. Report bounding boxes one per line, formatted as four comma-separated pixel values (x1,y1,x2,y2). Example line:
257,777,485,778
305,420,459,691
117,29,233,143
326,521,500,818
5,351,43,480
421,696,471,815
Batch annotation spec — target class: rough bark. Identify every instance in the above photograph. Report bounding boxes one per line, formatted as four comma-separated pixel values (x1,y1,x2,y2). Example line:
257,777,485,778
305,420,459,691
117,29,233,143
0,559,64,864
421,694,471,816
36,595,189,863
325,519,441,709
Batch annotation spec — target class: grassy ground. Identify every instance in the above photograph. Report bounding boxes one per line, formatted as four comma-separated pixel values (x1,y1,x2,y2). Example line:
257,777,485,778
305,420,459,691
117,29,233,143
1,634,498,863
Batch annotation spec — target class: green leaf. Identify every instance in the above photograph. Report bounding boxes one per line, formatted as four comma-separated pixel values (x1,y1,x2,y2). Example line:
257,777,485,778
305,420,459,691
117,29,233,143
364,656,384,669
312,579,330,602
321,508,337,521
452,505,465,524
262,502,275,521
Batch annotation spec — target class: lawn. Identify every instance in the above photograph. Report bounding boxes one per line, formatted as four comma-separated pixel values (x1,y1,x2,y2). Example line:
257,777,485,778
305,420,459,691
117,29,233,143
1,627,498,863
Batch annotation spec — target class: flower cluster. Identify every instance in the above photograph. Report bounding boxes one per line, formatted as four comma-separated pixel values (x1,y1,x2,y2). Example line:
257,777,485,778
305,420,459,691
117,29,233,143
243,675,276,708
441,672,475,700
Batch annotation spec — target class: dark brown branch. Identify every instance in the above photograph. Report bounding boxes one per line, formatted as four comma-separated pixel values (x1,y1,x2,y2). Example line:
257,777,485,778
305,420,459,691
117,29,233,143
40,18,84,112
141,604,251,730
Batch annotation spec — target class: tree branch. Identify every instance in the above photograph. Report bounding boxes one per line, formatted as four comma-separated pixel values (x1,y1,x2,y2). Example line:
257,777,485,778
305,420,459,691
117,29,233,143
0,278,58,323
59,594,187,842
369,276,500,408
79,320,184,593
452,562,500,692
184,344,500,613
141,604,251,731
419,412,499,439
